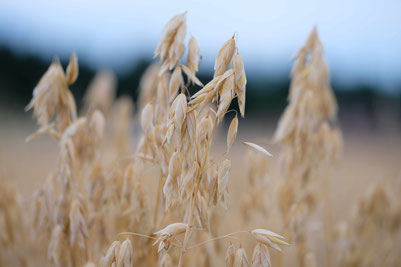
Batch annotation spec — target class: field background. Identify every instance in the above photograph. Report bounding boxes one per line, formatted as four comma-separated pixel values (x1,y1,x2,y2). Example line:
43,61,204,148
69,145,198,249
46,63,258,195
1,108,400,265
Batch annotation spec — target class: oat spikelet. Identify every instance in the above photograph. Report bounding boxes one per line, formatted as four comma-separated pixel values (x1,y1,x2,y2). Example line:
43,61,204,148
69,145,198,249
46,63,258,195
163,173,177,210
218,159,231,206
69,198,88,249
117,239,133,267
227,115,238,153
225,242,236,267
102,241,120,267
234,246,249,267
214,36,236,77
171,93,188,131
169,66,184,101
233,53,246,117
153,223,188,253
182,64,203,87
251,243,271,267
66,53,78,85
184,36,203,86
242,142,272,157
154,222,188,237
251,229,289,251
187,36,200,73
216,74,235,122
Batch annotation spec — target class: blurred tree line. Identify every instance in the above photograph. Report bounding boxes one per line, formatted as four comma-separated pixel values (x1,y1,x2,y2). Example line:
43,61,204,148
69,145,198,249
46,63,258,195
0,46,400,129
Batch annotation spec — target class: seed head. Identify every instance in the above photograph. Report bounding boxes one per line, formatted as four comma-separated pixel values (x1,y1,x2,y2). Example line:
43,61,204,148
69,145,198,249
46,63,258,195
214,36,236,77
154,223,188,237
251,243,271,267
251,229,289,251
102,241,121,267
233,245,249,267
227,115,238,153
117,239,133,267
187,36,200,74
233,53,246,117
225,242,236,267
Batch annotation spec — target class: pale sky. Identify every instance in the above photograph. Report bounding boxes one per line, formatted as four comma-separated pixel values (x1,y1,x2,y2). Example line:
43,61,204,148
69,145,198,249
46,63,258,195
1,0,400,91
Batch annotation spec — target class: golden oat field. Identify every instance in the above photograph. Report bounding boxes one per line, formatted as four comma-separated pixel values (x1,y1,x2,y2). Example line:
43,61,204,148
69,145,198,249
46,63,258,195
1,12,401,267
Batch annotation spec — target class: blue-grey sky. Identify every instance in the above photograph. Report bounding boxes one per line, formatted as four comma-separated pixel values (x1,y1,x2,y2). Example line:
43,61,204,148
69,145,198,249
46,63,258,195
1,0,401,92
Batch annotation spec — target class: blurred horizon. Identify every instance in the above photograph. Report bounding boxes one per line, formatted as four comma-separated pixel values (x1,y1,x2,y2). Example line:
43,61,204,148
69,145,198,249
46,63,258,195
1,0,401,93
